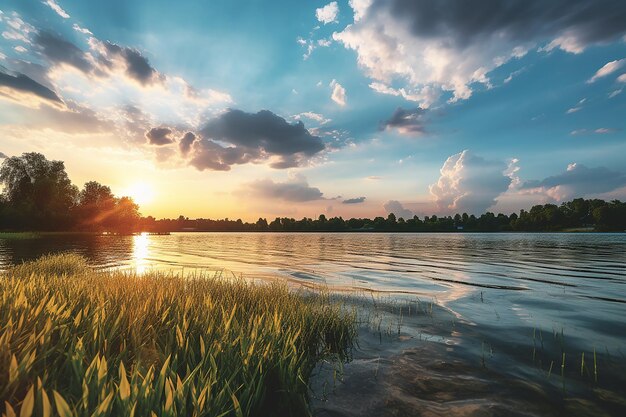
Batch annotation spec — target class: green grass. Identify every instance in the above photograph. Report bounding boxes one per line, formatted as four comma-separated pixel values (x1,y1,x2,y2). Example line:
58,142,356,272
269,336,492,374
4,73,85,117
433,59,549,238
0,254,357,417
0,232,41,240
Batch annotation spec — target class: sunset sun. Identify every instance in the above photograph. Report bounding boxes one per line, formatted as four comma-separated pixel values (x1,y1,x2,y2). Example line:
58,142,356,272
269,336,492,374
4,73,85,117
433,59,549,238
124,182,155,206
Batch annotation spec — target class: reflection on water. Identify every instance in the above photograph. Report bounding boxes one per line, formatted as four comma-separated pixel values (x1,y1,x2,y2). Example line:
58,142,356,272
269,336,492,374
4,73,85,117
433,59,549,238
1,232,625,415
132,232,150,275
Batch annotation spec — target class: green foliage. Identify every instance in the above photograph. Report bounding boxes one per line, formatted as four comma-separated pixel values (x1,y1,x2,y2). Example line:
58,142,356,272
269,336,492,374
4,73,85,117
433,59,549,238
0,153,77,230
0,255,356,417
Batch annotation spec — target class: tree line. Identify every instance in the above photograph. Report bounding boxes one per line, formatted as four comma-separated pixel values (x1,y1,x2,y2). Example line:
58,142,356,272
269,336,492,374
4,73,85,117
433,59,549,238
142,198,625,233
1,152,624,233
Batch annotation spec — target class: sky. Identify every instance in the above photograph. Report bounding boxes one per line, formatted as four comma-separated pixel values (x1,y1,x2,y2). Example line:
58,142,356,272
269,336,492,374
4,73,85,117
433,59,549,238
0,0,625,220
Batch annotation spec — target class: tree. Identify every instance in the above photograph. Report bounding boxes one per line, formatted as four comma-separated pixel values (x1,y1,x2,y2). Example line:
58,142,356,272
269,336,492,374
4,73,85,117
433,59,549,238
75,181,116,230
256,218,268,231
109,196,141,233
0,152,77,229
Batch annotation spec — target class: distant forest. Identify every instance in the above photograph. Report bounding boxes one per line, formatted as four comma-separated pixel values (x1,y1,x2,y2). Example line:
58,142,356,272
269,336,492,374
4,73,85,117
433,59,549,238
1,152,625,233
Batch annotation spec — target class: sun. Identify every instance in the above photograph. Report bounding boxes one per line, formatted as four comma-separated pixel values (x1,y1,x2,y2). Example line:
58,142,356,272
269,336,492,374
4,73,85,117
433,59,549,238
124,182,155,206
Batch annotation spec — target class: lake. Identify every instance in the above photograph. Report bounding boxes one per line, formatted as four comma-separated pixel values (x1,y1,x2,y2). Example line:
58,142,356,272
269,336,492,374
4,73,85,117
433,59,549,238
1,232,625,416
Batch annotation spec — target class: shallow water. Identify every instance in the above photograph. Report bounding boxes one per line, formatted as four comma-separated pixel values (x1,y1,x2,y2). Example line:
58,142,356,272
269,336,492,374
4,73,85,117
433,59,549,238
1,232,625,415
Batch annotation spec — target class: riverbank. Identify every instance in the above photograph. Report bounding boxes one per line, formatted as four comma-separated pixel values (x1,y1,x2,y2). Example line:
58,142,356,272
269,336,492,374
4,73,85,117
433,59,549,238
0,254,356,417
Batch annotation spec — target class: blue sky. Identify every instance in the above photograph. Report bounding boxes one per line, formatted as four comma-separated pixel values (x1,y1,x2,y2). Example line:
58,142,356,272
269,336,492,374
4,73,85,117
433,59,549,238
0,0,625,219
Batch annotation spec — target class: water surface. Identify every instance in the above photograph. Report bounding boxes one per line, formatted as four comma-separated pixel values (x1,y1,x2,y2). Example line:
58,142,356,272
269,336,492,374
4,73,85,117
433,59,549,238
1,232,625,415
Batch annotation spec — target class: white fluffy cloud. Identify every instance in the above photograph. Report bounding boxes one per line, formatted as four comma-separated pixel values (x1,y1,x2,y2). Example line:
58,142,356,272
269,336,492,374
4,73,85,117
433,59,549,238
348,0,372,22
43,0,70,19
588,59,624,83
334,0,626,108
429,150,511,214
293,111,331,125
330,79,346,106
316,2,339,25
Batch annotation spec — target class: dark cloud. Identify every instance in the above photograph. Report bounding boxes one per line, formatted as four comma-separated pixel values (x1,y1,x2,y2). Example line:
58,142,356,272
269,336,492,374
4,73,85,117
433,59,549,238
189,109,325,171
34,31,93,74
522,163,626,199
343,197,366,204
9,60,52,87
381,107,427,135
0,70,63,106
189,139,257,171
32,32,160,85
384,0,626,49
244,175,326,202
146,127,174,145
179,132,196,156
201,109,325,156
103,42,161,85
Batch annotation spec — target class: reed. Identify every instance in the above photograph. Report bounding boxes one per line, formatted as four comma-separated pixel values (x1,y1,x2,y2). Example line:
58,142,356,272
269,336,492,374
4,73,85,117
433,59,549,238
0,254,357,417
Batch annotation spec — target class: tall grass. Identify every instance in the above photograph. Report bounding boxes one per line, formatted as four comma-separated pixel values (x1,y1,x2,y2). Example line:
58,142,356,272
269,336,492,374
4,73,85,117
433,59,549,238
0,254,357,417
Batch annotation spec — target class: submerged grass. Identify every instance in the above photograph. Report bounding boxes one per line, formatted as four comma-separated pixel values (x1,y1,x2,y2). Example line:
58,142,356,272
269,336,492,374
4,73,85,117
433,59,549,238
0,254,357,417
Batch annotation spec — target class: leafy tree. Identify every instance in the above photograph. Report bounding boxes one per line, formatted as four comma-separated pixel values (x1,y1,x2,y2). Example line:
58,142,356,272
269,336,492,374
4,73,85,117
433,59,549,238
0,152,77,229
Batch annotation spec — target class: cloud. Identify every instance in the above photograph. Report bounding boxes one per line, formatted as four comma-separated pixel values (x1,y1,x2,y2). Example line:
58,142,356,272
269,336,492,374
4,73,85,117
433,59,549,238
383,200,414,219
43,1,70,19
381,107,427,135
566,107,582,114
594,127,617,134
618,74,626,83
316,2,339,24
570,127,618,135
24,101,113,133
101,41,162,86
330,79,346,106
343,196,366,204
243,174,326,202
349,0,373,22
32,31,162,86
504,67,527,83
334,0,626,107
429,150,511,214
566,98,586,114
369,82,439,108
146,127,174,145
0,152,8,159
293,112,331,125
179,132,196,155
188,109,325,171
34,31,94,74
588,59,625,83
0,70,64,108
72,24,92,35
505,158,521,190
521,163,626,201
609,88,622,98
